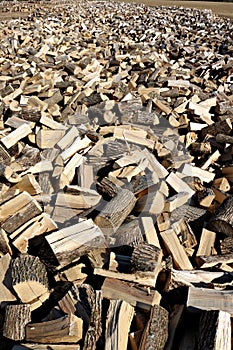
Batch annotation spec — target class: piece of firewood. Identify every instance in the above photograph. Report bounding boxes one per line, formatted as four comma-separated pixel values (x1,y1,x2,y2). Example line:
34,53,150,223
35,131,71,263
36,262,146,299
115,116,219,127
102,278,161,311
197,253,233,269
220,237,233,255
36,129,65,149
55,262,87,283
83,290,102,350
139,304,169,350
187,287,233,315
157,213,170,232
113,219,144,248
0,253,17,303
172,219,197,256
12,213,57,253
131,242,162,273
11,174,42,195
3,304,31,341
12,345,80,350
209,196,233,237
196,228,216,257
94,187,136,235
55,191,100,210
164,305,184,350
195,188,215,207
166,172,195,197
140,216,161,248
59,153,83,188
96,177,118,199
105,300,134,350
216,133,233,144
164,192,191,212
160,229,193,270
201,118,232,138
46,219,105,267
26,314,83,343
60,135,92,161
57,126,80,150
197,310,231,350
0,228,11,256
39,114,67,130
0,123,32,149
182,163,215,183
12,254,49,309
0,191,33,221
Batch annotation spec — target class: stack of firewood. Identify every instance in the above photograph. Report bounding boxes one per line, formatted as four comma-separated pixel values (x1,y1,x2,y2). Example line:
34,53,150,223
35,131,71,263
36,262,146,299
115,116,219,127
0,1,233,349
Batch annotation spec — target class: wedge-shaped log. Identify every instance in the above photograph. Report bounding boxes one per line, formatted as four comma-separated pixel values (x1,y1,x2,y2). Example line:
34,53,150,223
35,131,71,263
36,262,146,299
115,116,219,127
3,304,31,341
46,219,105,267
26,314,83,343
105,300,134,350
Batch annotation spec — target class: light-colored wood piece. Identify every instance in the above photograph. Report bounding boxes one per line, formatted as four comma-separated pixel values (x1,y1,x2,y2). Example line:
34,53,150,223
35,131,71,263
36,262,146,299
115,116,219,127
105,300,134,350
1,123,32,149
160,229,193,270
196,228,216,257
187,287,233,315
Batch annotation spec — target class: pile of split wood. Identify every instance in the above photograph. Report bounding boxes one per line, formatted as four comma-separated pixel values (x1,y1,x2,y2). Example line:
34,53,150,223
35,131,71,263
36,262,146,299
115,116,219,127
0,1,233,349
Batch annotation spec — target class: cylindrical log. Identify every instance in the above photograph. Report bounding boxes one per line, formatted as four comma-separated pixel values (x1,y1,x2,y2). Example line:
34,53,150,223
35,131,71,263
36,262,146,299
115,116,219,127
3,304,31,341
209,196,233,237
94,188,136,235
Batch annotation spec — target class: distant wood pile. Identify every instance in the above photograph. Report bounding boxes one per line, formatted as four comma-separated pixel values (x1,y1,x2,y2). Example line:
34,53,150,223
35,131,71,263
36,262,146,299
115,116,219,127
0,1,233,349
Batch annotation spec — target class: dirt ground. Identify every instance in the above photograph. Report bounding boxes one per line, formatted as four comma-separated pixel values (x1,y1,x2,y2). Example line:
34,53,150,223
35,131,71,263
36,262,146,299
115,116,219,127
117,0,233,19
0,1,233,20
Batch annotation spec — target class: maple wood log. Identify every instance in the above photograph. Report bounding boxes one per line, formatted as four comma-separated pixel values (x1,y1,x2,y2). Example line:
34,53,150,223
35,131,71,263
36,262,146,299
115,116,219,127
131,242,162,272
197,310,231,350
139,304,169,350
83,290,102,350
3,304,31,341
209,196,233,237
12,254,49,308
94,187,137,235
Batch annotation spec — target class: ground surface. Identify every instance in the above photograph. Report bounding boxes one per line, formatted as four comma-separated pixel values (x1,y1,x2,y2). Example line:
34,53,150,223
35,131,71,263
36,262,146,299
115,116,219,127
0,0,233,20
117,0,233,19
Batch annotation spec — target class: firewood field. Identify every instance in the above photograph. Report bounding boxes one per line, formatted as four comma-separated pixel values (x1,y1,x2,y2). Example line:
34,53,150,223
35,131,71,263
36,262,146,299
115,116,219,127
0,1,233,349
